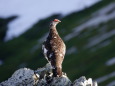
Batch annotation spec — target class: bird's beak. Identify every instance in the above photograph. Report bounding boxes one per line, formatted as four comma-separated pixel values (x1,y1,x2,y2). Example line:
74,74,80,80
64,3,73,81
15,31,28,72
58,20,61,22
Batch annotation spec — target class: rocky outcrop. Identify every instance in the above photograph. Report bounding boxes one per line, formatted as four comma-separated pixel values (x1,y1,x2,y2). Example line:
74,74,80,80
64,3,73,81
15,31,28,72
0,63,98,86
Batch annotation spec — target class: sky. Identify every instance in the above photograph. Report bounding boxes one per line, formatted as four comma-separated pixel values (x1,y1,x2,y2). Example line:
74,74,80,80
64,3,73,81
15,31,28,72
0,0,100,40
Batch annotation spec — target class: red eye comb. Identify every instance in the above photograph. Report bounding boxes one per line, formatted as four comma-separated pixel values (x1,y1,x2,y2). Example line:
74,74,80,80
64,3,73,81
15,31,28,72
53,19,61,22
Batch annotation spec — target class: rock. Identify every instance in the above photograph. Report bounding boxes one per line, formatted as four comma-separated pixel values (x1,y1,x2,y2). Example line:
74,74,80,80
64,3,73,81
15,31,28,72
50,74,72,86
73,76,98,86
35,63,52,79
0,64,98,86
0,68,38,86
37,79,47,86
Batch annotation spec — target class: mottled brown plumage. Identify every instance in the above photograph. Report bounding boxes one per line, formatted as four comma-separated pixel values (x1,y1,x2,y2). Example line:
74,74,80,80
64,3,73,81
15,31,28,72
42,19,66,77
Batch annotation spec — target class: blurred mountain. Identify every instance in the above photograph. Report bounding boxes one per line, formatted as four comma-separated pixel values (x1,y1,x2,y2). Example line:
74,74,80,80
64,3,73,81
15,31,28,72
0,16,17,41
0,0,115,85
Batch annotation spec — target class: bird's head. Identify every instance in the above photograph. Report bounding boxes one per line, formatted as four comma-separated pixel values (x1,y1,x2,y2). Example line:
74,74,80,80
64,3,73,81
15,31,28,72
50,19,61,27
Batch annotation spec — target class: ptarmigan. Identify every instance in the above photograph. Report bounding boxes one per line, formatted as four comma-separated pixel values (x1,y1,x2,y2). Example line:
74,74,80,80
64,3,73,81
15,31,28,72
42,19,66,77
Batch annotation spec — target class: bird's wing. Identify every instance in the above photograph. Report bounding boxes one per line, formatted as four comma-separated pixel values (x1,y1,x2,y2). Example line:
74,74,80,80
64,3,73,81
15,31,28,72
42,40,53,62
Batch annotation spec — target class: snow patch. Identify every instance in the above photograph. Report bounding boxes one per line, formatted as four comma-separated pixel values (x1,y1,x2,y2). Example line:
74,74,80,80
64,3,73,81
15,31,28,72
0,60,3,66
106,57,115,66
64,2,115,41
107,80,115,86
95,71,115,83
85,29,115,48
92,3,115,16
89,40,111,52
0,0,100,40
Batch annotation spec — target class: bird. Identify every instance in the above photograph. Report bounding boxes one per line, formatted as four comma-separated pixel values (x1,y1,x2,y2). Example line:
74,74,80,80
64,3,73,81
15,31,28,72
42,19,66,77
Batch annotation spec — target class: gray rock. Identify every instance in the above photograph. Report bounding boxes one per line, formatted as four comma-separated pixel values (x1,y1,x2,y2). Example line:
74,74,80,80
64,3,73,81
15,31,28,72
0,64,98,86
50,75,72,86
0,68,37,86
73,76,98,86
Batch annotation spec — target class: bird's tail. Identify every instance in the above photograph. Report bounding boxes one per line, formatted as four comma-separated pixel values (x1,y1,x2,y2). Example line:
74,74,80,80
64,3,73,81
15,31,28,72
53,67,62,77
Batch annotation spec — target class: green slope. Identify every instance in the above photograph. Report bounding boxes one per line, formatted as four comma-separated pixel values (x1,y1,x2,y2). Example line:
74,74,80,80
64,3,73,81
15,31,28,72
0,0,115,85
